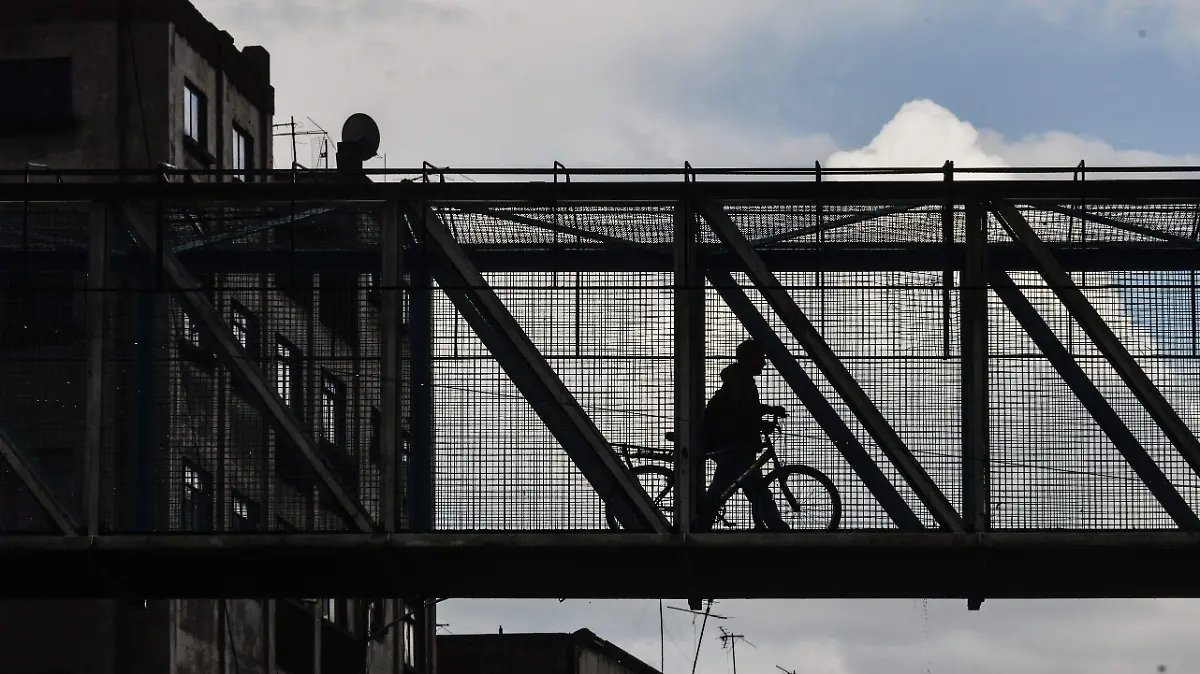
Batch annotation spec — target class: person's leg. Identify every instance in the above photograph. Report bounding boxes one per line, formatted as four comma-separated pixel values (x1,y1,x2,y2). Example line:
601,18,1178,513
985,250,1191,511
740,467,790,531
698,453,747,531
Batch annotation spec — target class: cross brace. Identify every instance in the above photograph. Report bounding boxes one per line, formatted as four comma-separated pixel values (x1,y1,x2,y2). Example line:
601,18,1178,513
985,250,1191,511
406,202,670,533
699,199,965,532
992,200,1200,485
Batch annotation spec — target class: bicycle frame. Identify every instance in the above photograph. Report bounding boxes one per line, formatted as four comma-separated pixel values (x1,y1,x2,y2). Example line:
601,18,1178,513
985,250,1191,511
612,414,798,528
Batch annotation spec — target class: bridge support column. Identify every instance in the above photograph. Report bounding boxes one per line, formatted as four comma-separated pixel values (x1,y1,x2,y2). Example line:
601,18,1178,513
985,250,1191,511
84,201,111,536
116,204,376,533
699,199,965,532
674,199,703,534
381,202,403,533
961,201,990,610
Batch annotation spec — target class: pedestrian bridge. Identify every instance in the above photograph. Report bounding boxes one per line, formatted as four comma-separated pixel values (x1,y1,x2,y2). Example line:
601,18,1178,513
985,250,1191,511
3,166,1200,603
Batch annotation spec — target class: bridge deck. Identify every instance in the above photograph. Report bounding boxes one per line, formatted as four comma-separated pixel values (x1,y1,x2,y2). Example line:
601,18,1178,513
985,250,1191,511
5,531,1199,599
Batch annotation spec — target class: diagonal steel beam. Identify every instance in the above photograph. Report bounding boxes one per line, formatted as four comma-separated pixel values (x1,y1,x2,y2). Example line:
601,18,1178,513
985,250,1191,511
451,205,650,249
0,428,82,535
707,269,925,530
408,202,670,533
991,271,1200,529
992,199,1200,483
1034,204,1194,245
698,199,965,532
749,205,915,248
116,204,376,534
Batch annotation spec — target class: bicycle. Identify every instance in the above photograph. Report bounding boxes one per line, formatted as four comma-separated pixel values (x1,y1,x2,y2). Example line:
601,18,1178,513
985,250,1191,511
606,413,842,531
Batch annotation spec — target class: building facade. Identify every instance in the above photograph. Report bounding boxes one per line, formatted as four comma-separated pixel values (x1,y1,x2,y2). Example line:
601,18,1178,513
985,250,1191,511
0,2,428,673
438,630,662,674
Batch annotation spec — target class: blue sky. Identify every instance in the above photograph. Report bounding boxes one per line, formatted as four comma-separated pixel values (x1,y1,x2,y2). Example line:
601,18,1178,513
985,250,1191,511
191,2,1200,673
674,4,1197,154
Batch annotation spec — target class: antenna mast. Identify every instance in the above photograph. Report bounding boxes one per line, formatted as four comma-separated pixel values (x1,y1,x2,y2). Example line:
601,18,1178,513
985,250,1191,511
717,627,754,674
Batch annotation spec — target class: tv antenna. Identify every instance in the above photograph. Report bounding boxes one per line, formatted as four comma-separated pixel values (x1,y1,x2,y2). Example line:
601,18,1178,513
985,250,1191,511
717,626,755,674
776,667,797,674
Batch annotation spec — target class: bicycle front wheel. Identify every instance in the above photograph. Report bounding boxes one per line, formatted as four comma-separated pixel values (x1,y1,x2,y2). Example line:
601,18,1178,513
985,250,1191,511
762,465,841,530
604,465,674,531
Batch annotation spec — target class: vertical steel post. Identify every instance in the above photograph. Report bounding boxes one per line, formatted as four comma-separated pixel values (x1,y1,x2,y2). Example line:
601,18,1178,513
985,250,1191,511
673,198,704,533
942,161,955,358
380,202,402,532
408,212,434,533
84,202,109,535
961,201,990,532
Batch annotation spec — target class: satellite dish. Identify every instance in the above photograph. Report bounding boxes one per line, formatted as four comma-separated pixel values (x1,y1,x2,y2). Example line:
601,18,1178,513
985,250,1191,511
340,113,381,162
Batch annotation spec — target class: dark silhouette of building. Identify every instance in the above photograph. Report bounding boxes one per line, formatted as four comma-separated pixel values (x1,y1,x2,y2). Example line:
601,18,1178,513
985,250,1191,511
439,629,662,674
0,2,428,673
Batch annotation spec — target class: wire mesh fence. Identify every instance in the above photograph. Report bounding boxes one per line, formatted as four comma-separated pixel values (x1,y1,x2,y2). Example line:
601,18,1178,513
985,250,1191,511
0,188,1199,533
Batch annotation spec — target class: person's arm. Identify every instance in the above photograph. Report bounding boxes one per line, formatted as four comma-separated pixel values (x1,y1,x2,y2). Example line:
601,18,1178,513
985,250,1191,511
725,376,778,428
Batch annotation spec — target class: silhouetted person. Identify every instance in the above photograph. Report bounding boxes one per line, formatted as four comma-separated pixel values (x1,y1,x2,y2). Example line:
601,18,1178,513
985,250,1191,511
698,339,790,531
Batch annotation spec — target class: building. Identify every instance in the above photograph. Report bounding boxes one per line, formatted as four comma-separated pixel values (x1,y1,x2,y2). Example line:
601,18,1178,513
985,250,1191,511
0,2,429,673
438,630,662,674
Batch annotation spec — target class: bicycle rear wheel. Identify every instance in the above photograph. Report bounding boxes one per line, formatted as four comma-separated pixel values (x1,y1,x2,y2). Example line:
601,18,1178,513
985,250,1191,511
604,465,674,530
761,465,841,530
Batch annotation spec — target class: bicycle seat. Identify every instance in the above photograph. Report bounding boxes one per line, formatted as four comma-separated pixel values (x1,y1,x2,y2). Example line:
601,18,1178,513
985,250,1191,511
664,432,677,443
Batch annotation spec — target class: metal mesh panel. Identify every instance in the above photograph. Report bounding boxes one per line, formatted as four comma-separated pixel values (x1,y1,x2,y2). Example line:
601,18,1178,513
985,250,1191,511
432,272,674,530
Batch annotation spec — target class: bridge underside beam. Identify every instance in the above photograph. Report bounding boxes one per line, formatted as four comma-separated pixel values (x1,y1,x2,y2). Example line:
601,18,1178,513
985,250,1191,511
4,532,1200,599
5,244,1200,275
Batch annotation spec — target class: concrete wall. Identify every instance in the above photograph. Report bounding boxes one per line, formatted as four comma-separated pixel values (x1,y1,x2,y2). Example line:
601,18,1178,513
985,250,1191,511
577,649,646,674
0,21,120,173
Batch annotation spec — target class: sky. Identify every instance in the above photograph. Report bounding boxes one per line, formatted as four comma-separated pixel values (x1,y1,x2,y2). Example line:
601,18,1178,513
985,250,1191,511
188,1,1200,672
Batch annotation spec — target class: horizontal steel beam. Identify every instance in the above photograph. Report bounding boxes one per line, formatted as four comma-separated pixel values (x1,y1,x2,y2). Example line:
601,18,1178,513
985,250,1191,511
3,532,1200,599
4,244,1199,274
4,178,1200,204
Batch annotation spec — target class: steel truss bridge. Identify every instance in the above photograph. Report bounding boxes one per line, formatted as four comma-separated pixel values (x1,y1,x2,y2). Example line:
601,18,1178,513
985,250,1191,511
4,166,1200,606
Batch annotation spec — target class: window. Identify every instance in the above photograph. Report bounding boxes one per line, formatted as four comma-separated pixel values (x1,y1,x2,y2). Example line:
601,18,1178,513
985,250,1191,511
231,492,260,531
275,337,303,417
368,599,385,636
181,461,212,532
183,312,202,347
184,82,206,143
230,303,258,355
403,614,416,667
368,407,381,466
321,372,347,448
321,598,347,628
233,125,253,182
0,58,72,133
